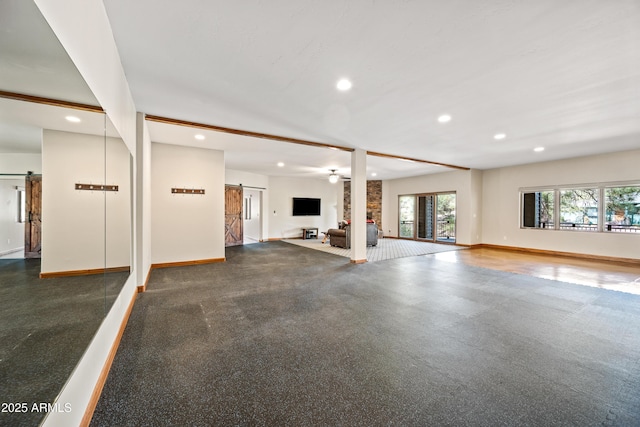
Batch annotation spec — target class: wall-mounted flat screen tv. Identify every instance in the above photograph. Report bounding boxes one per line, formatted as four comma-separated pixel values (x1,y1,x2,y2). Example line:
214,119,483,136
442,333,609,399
292,197,321,216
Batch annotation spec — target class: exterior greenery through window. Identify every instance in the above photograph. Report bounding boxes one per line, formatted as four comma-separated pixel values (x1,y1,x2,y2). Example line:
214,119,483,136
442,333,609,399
560,188,598,231
522,184,640,233
605,187,640,231
399,192,456,242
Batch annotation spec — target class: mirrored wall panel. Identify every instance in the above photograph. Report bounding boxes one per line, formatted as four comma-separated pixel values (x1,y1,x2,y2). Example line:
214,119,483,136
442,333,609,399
0,1,132,425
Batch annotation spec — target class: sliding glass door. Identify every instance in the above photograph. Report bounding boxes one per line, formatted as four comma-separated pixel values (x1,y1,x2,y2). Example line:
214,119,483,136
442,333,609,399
436,193,456,243
417,195,434,240
399,192,456,243
399,195,415,238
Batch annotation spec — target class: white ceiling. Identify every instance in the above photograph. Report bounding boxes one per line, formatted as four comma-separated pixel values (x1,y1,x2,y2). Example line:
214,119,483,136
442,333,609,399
0,0,105,156
2,1,639,182
103,0,640,180
0,97,112,154
0,0,97,104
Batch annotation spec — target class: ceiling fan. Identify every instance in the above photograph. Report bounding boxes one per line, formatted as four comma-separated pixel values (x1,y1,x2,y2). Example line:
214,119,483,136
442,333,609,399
328,169,350,183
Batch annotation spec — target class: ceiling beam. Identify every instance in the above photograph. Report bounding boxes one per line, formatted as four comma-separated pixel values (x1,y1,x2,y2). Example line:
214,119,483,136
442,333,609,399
145,114,470,171
367,150,470,171
145,114,354,152
0,90,103,113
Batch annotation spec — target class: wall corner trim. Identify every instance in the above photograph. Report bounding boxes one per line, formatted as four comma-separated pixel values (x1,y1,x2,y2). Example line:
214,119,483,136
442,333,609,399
137,268,152,293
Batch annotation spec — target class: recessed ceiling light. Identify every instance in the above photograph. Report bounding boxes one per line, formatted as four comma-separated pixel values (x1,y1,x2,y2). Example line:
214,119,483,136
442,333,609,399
371,173,377,177
194,134,205,140
494,133,506,140
277,162,285,167
65,116,81,123
534,147,545,152
336,79,352,91
437,114,451,123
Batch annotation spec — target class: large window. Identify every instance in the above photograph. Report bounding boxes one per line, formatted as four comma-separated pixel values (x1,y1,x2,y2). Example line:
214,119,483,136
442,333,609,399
522,190,554,229
559,188,598,231
521,183,640,233
605,186,640,232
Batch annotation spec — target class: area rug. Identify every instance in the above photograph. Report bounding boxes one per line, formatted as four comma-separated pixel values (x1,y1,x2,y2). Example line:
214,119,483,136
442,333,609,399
282,236,466,262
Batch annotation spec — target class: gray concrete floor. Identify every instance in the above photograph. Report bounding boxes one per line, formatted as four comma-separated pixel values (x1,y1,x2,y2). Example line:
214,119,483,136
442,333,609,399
92,241,640,426
0,259,128,427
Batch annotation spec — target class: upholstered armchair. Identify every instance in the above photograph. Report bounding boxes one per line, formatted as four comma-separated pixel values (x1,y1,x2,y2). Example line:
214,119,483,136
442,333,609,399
327,223,378,248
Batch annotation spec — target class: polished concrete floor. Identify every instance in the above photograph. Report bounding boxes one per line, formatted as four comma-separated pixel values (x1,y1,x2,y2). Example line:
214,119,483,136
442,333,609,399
92,242,640,426
0,259,129,427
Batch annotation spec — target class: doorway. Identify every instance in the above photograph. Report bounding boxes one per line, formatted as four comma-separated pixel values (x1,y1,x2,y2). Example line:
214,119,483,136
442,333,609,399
0,174,42,260
243,189,262,244
398,192,456,243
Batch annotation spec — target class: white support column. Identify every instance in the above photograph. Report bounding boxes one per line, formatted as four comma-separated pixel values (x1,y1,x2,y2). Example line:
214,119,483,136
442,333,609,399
136,112,152,289
350,149,367,263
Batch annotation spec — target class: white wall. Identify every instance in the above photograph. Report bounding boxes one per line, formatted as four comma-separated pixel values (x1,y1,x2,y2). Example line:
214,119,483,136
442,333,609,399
268,176,340,239
226,169,269,189
41,130,130,273
151,143,225,264
482,149,640,259
0,178,25,255
382,169,480,245
0,153,42,175
106,139,132,270
469,169,484,245
337,182,345,222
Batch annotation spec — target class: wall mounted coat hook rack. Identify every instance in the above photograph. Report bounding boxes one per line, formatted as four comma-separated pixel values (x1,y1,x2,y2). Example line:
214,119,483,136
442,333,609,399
171,188,205,195
75,183,119,191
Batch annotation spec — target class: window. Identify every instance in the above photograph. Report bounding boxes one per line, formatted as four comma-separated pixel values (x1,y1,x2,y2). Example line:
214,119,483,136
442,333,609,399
522,190,554,229
559,188,598,231
17,189,26,223
604,186,640,233
521,181,639,234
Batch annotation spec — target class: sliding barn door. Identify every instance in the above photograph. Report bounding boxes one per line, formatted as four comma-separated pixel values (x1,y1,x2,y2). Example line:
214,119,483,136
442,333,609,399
225,185,243,247
24,175,42,258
